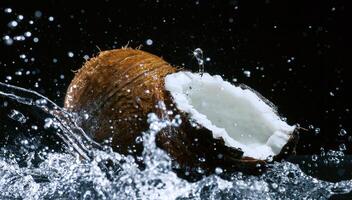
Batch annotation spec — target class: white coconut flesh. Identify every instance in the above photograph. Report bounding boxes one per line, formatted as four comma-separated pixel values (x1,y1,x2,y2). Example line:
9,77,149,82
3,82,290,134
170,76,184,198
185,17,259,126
164,71,296,160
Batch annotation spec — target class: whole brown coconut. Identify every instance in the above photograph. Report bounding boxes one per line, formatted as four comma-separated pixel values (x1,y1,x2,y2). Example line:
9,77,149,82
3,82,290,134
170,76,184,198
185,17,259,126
65,48,298,180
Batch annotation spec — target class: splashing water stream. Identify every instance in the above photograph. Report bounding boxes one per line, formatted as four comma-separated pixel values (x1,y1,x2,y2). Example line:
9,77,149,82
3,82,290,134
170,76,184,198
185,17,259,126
1,82,352,199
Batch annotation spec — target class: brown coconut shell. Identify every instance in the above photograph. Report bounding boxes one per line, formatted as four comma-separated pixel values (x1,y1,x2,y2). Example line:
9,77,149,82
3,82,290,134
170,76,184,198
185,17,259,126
64,48,298,180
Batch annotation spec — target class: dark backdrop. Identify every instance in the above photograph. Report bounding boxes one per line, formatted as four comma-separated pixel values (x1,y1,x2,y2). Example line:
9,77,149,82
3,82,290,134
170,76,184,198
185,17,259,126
0,0,351,155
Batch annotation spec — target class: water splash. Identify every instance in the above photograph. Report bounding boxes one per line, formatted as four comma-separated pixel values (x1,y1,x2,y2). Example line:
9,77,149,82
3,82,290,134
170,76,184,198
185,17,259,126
193,48,204,75
1,82,352,199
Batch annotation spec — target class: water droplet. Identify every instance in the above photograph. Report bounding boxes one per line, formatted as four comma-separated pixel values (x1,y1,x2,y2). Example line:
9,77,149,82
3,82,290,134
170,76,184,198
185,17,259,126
19,54,26,59
193,48,204,75
24,31,32,37
271,183,278,189
338,128,347,136
34,10,42,18
215,167,223,174
266,155,274,162
83,113,89,120
314,128,320,134
4,8,13,13
83,55,89,60
135,136,143,144
67,51,74,57
20,139,29,145
171,114,182,127
48,16,54,21
8,109,27,124
311,155,318,161
44,118,54,129
14,35,25,41
2,35,13,45
35,99,48,107
8,20,18,28
17,15,24,20
339,144,346,151
243,70,251,77
31,125,38,130
33,37,39,43
278,186,286,193
145,39,153,46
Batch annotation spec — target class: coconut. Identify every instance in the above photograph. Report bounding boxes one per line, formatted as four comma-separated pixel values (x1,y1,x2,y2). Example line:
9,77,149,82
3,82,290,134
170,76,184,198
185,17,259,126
64,48,298,179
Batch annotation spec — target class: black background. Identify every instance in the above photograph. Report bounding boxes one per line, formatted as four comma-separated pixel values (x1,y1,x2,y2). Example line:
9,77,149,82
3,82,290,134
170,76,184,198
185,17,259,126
0,0,351,155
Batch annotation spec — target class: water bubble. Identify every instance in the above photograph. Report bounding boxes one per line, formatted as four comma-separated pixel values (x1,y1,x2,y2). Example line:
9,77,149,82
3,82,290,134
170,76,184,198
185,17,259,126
145,39,153,46
33,37,39,43
8,109,27,124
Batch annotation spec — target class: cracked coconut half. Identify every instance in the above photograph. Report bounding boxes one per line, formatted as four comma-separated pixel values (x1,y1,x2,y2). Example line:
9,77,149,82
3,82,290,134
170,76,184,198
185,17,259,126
64,48,298,179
